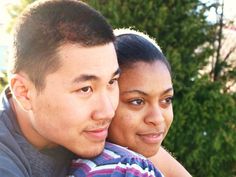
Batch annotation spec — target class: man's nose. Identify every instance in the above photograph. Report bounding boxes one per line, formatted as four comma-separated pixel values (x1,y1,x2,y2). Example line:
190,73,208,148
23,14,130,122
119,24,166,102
91,93,116,121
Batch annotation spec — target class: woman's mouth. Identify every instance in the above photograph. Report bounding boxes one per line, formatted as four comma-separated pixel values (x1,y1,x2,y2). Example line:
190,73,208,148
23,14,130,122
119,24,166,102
137,132,164,144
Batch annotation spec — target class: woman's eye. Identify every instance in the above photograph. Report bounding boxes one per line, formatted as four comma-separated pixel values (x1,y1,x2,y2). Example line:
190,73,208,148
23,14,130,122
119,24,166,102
129,99,144,106
161,96,174,105
80,86,93,93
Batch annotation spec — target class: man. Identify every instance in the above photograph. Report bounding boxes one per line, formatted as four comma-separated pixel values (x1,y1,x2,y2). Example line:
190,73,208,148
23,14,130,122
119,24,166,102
0,0,120,176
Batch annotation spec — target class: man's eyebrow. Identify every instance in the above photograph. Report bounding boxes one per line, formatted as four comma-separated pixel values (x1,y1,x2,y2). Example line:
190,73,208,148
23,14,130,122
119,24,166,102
113,68,121,77
72,67,121,84
72,75,98,84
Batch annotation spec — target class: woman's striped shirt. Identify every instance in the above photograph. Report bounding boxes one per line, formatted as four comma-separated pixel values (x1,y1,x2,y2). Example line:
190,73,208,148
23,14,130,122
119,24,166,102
69,142,164,177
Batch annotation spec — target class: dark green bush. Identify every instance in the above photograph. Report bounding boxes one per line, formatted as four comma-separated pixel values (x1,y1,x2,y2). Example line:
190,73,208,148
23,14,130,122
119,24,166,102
86,1,236,176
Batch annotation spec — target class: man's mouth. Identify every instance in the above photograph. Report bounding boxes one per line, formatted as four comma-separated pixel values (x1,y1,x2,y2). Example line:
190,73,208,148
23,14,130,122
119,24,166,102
84,126,109,142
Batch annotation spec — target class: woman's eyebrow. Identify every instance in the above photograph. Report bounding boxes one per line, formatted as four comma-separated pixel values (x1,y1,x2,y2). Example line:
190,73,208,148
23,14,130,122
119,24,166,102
121,87,174,96
121,90,148,96
162,87,174,95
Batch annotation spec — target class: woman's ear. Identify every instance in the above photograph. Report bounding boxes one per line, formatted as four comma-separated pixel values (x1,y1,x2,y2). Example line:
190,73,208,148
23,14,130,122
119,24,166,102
10,73,34,111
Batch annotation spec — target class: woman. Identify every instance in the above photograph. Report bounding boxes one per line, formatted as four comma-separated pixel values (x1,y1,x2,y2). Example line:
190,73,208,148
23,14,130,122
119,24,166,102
69,29,191,177
109,28,191,177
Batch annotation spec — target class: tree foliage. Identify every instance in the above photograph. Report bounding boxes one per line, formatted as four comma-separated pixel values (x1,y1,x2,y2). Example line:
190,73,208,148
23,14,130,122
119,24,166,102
2,0,236,176
0,72,8,92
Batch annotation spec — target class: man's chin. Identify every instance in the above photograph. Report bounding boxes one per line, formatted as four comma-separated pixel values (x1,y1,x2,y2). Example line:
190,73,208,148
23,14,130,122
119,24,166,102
77,142,105,158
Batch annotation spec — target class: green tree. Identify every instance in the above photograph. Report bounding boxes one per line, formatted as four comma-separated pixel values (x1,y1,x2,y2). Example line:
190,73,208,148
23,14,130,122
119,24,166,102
85,0,236,176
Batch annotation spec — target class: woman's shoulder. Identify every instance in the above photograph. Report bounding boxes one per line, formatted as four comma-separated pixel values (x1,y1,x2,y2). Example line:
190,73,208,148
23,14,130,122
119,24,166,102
104,142,145,159
69,142,164,177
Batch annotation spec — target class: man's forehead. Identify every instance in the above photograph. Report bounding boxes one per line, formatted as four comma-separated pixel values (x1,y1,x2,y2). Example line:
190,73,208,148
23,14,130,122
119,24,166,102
71,68,120,84
54,43,119,81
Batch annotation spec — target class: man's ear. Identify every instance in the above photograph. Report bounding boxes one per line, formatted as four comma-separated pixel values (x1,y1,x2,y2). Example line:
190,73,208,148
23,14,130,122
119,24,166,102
10,73,34,111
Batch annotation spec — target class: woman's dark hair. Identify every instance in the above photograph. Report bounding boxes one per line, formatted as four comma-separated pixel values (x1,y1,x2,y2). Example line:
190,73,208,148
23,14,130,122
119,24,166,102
114,29,171,74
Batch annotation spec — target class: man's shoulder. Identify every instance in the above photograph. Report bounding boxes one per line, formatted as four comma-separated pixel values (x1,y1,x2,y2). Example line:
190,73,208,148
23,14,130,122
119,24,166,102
0,90,30,177
0,91,19,152
0,118,29,177
0,136,30,177
0,88,20,149
0,88,13,124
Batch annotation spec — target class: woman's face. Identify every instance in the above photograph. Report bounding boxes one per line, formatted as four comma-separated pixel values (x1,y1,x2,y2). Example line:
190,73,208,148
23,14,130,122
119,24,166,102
108,61,173,157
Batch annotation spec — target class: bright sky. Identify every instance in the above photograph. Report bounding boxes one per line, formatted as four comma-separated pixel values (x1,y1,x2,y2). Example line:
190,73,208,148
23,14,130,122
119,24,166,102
223,0,236,19
0,0,20,24
0,0,20,45
205,0,236,22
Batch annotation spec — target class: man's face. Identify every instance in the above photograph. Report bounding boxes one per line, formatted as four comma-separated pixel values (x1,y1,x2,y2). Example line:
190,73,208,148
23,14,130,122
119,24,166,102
29,43,119,158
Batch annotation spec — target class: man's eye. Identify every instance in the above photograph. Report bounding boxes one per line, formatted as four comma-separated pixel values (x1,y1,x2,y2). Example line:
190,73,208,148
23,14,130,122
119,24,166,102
129,99,144,106
80,86,93,93
108,78,118,85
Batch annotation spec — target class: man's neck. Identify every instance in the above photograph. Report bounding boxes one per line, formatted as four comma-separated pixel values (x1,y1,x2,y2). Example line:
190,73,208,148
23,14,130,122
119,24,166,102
9,97,57,150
